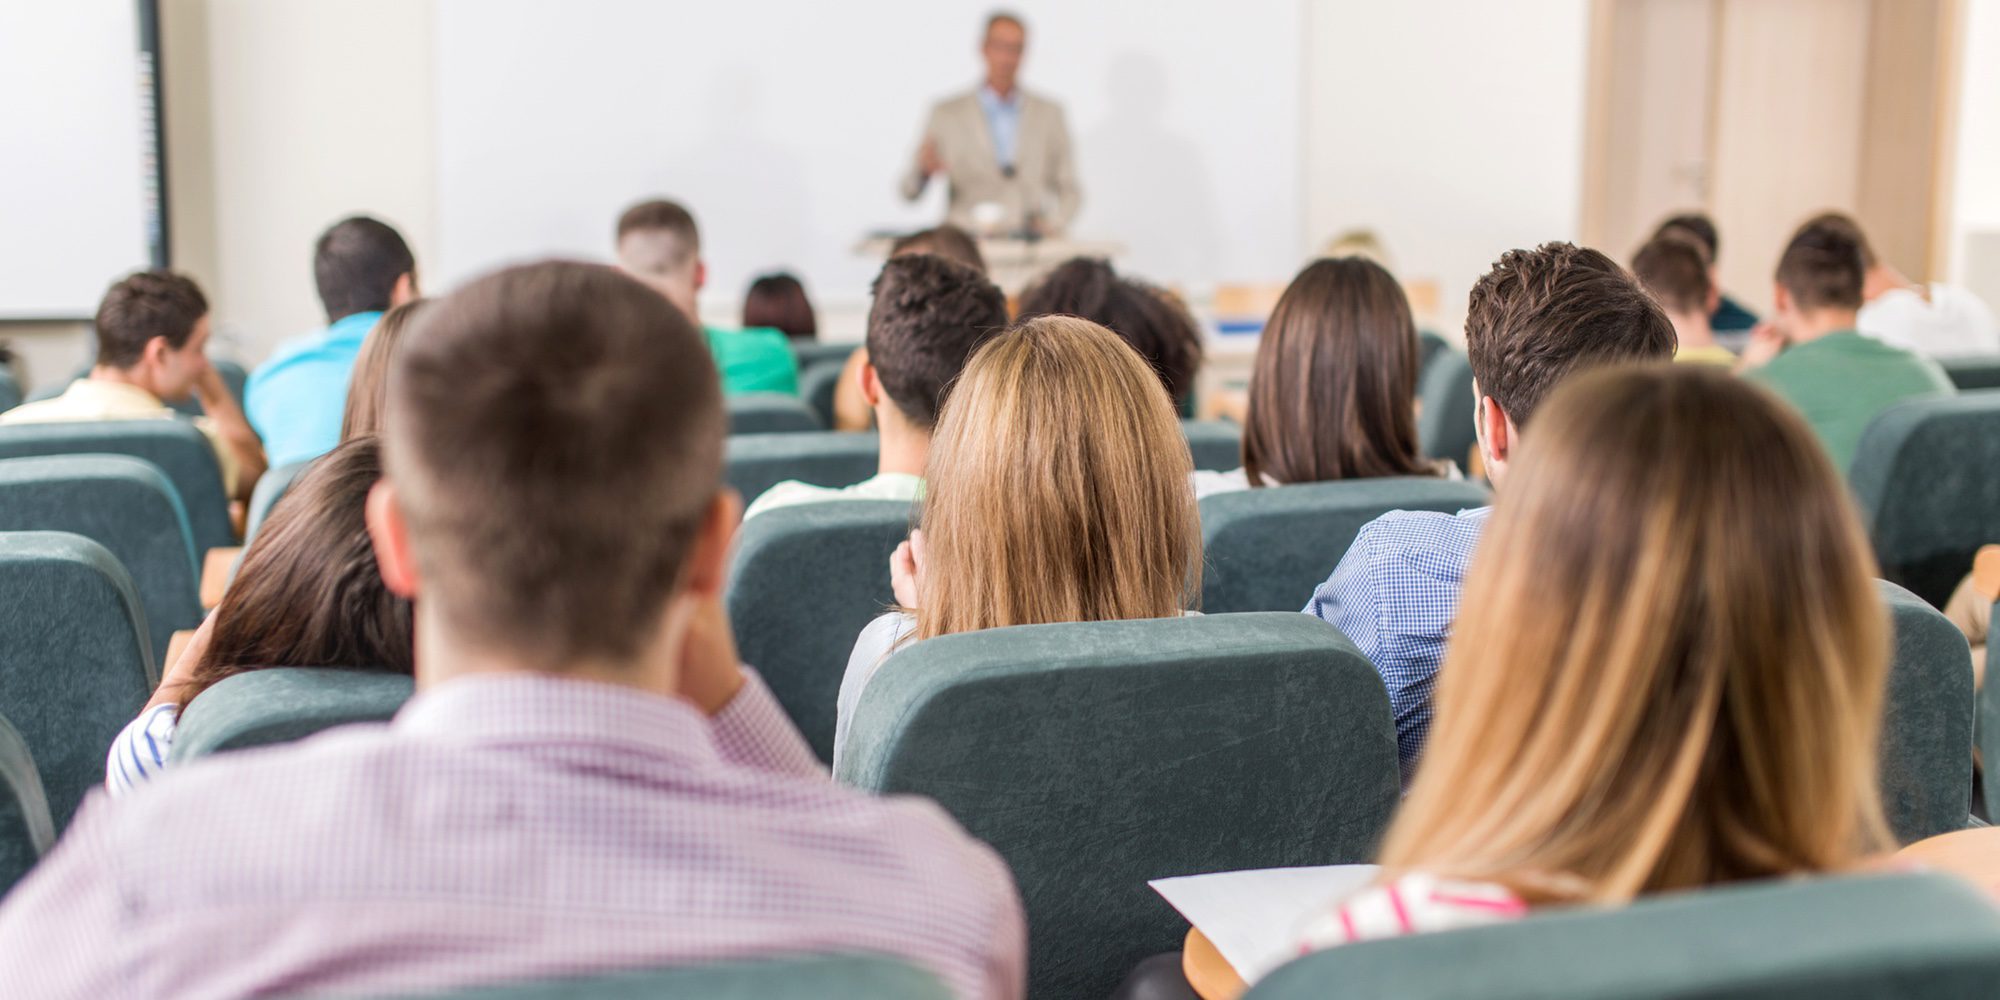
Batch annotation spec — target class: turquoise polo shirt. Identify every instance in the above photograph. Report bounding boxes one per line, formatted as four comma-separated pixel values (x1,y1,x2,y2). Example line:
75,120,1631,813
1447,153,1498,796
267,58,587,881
246,310,379,468
705,325,800,396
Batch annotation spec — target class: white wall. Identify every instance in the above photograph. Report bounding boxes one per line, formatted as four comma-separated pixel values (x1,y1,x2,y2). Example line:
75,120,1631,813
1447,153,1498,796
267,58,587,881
1950,0,2000,307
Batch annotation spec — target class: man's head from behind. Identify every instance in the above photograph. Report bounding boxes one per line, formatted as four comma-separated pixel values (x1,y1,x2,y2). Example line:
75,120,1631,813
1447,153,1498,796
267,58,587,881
616,199,704,322
891,225,987,274
1653,212,1720,264
864,254,1009,432
374,261,727,677
1631,233,1718,324
1464,242,1677,482
94,270,212,401
315,216,418,324
1774,215,1867,329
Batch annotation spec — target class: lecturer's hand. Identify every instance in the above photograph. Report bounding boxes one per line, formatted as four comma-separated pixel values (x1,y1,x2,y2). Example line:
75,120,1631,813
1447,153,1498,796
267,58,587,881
919,138,946,178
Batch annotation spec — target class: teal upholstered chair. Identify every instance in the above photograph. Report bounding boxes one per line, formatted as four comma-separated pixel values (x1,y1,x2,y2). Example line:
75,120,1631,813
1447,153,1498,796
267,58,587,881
1939,355,2000,392
1979,595,2000,821
799,358,848,428
725,432,879,507
0,712,56,896
1417,329,1450,373
1181,420,1241,472
1246,873,2000,1000
727,393,823,435
0,368,21,414
793,341,860,372
243,458,314,548
1850,392,2000,608
1200,478,1490,614
0,419,236,556
727,501,911,761
1417,349,1478,472
400,954,947,1000
0,456,198,667
169,668,413,762
0,532,154,828
839,613,1400,1000
1879,581,1976,842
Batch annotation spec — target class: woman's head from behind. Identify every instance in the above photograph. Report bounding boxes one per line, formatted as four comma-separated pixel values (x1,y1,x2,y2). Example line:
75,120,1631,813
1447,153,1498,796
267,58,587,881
743,272,817,341
1016,258,1204,408
1243,257,1428,485
1385,365,1889,902
180,437,414,706
915,315,1199,640
341,299,427,441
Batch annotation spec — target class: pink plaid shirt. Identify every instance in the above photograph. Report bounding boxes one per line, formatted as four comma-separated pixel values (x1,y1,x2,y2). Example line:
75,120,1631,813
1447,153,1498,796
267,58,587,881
0,671,1026,999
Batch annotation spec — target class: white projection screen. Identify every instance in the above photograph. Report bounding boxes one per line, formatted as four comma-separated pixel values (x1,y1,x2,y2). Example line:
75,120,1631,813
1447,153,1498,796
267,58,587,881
0,1,159,319
436,0,1303,305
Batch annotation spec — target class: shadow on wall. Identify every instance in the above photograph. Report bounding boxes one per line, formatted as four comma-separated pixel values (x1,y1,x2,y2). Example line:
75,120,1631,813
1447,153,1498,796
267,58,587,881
1081,51,1224,285
660,66,818,294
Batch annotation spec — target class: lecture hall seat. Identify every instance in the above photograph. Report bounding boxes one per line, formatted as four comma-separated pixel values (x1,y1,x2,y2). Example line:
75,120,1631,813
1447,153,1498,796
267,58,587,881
724,432,881,507
726,393,824,435
406,953,947,1000
1181,420,1242,472
168,668,413,763
792,340,860,372
0,367,21,414
1877,580,1977,843
242,457,314,548
1938,355,2000,392
799,358,849,429
1416,349,1479,474
0,419,237,557
838,613,1400,1000
0,711,56,896
1849,391,2000,608
1244,872,2000,1000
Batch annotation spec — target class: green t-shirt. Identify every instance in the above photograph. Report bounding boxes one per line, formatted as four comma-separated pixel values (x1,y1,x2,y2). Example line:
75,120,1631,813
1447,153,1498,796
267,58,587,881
704,325,800,396
1747,330,1955,471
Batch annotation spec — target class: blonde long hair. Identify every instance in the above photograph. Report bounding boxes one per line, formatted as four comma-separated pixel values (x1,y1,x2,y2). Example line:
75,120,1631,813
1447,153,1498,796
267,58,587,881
913,315,1200,640
1381,364,1891,903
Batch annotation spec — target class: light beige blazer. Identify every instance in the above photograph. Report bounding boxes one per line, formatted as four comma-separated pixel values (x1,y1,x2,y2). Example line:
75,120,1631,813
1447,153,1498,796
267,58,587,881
900,88,1080,235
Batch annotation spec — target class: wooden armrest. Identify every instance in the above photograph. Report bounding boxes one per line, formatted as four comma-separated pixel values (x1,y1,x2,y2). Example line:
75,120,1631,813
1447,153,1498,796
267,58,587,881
1183,928,1247,1000
201,547,242,609
164,629,198,673
1974,545,2000,601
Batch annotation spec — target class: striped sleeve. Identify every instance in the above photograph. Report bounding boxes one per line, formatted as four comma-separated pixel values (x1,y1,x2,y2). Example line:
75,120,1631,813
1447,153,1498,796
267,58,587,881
104,703,180,797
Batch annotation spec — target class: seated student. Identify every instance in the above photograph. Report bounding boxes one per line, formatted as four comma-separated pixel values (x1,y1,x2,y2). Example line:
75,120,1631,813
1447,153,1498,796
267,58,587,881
835,315,1199,764
1305,243,1675,784
340,299,426,441
744,254,1007,520
742,272,817,342
3,270,265,502
893,223,987,272
1295,364,1893,946
247,216,419,468
1016,258,1205,412
831,225,993,432
105,437,411,794
1806,212,2000,357
1654,212,1759,340
1742,217,1955,471
615,198,799,396
0,261,1024,999
1630,233,1738,366
1191,256,1447,499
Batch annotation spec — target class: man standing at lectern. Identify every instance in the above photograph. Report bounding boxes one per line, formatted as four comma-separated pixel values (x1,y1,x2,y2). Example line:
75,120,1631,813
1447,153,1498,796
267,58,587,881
901,12,1080,237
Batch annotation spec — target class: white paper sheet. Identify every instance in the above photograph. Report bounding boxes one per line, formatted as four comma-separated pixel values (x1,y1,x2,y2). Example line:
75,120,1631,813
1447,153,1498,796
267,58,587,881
1149,864,1380,983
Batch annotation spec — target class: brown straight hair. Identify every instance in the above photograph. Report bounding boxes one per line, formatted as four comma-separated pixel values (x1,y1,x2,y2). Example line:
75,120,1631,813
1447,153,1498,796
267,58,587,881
340,299,427,442
912,316,1199,640
1381,365,1891,903
1241,257,1431,486
1778,216,1869,310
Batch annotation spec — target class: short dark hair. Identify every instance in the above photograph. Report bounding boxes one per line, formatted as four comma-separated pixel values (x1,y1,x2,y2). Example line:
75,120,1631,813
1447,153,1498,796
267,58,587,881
1631,234,1714,316
742,273,817,341
616,199,700,262
1465,242,1677,427
384,261,724,668
1801,211,1878,269
890,225,987,274
865,254,1010,429
1776,217,1867,312
1017,257,1205,406
95,270,208,369
314,216,415,323
1654,212,1719,262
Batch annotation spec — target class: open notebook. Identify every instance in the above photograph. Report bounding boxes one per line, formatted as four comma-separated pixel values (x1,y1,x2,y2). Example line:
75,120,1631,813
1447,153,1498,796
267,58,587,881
1150,865,1380,984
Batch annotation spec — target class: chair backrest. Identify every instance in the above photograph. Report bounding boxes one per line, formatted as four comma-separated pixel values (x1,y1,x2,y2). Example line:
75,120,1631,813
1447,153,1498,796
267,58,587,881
726,500,912,761
1417,349,1478,470
725,431,880,506
1939,355,2000,391
242,458,314,548
799,358,848,428
402,953,948,1000
1181,419,1242,472
0,455,198,665
0,532,154,828
169,668,413,762
1878,581,1976,842
1247,872,2000,1000
793,340,860,371
0,711,56,896
0,419,235,555
1985,596,2000,819
1850,392,2000,607
1417,329,1450,373
1200,478,1490,614
839,613,1401,1000
0,368,20,414
726,393,823,435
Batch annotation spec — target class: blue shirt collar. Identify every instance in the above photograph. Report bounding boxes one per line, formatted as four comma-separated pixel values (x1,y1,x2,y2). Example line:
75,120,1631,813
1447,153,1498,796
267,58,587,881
325,310,384,345
979,85,1021,113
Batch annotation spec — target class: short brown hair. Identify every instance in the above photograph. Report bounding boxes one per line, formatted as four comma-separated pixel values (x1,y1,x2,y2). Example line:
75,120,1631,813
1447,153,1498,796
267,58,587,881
742,273,816,341
615,199,701,272
1464,242,1676,427
314,216,415,323
890,225,987,273
1776,217,1867,312
1653,212,1719,263
1017,258,1205,407
1800,211,1879,269
865,254,1010,429
95,270,209,370
1631,234,1714,316
341,299,428,442
384,261,725,667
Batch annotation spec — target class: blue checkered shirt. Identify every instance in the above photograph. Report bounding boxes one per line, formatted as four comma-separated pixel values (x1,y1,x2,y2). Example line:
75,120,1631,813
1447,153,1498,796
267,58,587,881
1303,506,1491,786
